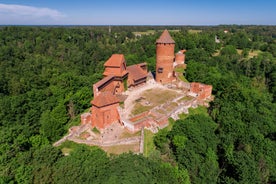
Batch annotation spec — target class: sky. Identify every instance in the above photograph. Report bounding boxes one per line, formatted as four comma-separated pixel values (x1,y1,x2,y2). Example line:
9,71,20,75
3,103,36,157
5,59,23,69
0,0,276,25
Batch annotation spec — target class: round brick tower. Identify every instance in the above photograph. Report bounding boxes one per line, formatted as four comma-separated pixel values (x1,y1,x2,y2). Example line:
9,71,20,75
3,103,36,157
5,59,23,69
156,30,176,84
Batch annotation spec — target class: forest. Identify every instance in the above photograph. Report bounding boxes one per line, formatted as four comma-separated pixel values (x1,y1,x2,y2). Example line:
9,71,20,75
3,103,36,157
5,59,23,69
0,25,276,183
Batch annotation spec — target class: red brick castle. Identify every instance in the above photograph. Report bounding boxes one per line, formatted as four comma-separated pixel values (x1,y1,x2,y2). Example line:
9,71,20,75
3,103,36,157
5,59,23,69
81,30,212,132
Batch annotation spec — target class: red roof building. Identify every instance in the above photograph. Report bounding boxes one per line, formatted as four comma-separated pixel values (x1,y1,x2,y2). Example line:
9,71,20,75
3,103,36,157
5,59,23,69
93,75,115,97
102,54,128,94
91,91,120,130
103,54,128,78
127,63,147,88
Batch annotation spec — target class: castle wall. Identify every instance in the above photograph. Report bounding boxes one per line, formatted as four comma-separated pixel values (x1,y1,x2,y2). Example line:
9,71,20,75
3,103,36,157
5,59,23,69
81,113,92,125
175,52,185,65
91,103,120,130
113,80,125,94
190,82,212,100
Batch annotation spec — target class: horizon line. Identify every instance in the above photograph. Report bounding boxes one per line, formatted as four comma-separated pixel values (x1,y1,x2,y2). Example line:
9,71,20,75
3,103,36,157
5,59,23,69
1,24,276,27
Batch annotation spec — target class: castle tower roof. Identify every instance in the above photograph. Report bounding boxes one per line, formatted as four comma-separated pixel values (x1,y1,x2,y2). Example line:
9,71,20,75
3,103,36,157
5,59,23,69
156,29,175,44
104,54,125,67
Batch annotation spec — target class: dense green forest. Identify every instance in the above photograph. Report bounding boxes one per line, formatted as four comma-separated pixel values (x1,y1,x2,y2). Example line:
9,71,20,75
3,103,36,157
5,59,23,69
0,25,276,183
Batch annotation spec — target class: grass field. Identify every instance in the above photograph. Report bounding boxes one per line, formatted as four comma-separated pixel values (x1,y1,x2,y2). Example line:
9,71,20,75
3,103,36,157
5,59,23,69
131,88,180,116
119,130,141,139
178,106,208,119
248,50,262,58
133,30,155,36
188,29,202,34
59,140,88,155
131,103,153,115
143,129,155,157
213,48,262,59
103,143,140,155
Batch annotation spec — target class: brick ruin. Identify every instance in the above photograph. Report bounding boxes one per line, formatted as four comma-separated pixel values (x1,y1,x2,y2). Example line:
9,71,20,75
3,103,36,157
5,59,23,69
81,30,212,133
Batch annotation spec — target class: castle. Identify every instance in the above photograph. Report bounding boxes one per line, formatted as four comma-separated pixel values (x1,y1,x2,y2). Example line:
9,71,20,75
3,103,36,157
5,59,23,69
80,30,212,133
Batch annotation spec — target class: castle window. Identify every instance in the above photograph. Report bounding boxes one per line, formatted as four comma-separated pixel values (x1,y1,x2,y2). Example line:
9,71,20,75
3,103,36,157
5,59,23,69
158,68,163,73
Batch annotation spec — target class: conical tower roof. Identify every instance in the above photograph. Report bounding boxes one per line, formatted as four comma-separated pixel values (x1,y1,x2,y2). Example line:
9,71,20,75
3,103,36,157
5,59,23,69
156,29,175,44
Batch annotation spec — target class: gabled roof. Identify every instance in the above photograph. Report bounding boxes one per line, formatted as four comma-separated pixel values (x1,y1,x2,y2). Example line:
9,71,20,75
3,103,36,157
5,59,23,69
104,54,125,67
137,62,147,67
93,75,114,89
156,30,175,44
127,64,147,82
91,91,119,107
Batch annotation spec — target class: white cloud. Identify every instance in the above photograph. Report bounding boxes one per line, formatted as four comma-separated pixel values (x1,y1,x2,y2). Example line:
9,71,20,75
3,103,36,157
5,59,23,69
0,3,66,24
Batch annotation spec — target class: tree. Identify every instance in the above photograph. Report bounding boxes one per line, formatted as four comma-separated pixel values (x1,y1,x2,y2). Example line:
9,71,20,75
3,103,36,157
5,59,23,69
169,115,219,183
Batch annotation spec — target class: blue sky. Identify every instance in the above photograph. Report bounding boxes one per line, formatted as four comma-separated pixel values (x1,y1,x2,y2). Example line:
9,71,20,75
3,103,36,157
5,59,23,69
0,0,276,25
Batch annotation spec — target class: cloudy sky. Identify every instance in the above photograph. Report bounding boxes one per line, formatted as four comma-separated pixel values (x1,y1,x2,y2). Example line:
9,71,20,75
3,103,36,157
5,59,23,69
0,0,276,25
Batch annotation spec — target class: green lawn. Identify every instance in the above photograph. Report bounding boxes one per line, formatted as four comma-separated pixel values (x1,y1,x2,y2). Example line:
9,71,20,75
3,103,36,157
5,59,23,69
59,140,87,155
188,29,202,34
143,129,155,157
178,106,208,119
131,103,153,115
103,144,140,155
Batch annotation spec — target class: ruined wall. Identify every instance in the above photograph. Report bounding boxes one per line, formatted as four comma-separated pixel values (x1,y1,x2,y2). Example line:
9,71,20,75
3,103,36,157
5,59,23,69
175,52,185,65
190,82,212,100
81,113,92,125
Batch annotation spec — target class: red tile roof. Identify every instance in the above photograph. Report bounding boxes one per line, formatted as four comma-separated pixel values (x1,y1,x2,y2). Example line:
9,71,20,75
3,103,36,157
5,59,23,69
93,75,114,89
156,30,175,44
91,91,119,107
104,54,125,67
137,62,147,67
127,64,147,82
